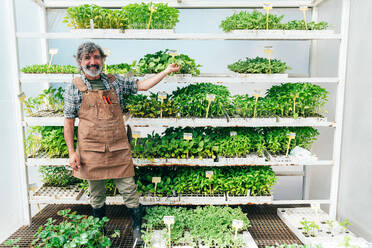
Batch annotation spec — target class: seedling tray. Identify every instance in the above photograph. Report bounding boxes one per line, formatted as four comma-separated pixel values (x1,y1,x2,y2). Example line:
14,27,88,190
123,29,175,34
230,30,335,35
149,230,258,248
128,117,332,128
226,193,273,205
71,29,123,34
277,207,369,248
231,72,288,79
20,73,75,82
30,185,85,204
218,156,266,165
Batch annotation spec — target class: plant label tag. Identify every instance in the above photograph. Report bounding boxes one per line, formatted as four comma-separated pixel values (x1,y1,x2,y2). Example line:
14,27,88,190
300,5,309,11
288,133,296,139
89,19,94,29
163,216,175,225
49,49,58,55
230,131,237,136
232,219,244,229
311,203,321,211
184,133,193,140
17,92,26,102
263,2,273,10
132,131,141,139
169,49,178,58
28,183,38,192
206,171,214,179
103,48,111,57
158,91,167,100
206,94,216,102
264,46,273,55
246,189,251,196
253,93,262,99
152,177,161,183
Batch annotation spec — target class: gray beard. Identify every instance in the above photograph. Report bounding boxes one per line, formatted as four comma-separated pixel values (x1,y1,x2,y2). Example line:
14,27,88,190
82,65,103,77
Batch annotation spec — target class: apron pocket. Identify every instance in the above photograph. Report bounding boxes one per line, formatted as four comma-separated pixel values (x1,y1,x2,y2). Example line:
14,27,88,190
107,141,129,152
79,142,106,152
107,141,132,166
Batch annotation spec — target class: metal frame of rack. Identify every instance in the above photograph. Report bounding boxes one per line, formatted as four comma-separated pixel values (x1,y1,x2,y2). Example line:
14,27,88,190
9,0,351,225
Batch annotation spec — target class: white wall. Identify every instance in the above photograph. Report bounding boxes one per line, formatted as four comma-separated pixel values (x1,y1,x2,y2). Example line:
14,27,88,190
337,0,372,241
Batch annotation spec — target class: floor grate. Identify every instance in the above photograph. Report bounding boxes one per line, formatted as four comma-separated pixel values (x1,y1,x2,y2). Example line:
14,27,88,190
0,204,305,248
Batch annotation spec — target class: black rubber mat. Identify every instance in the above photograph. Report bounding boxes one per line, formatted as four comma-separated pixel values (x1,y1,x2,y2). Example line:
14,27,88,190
0,204,304,248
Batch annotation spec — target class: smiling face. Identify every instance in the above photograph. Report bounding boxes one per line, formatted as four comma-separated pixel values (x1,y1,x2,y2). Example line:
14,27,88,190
80,50,104,79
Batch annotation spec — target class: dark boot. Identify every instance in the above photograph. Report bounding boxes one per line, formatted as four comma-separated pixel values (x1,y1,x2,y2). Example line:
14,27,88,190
128,204,144,246
93,204,107,234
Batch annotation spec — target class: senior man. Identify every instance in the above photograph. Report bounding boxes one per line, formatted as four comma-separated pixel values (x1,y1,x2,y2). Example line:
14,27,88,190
63,42,180,245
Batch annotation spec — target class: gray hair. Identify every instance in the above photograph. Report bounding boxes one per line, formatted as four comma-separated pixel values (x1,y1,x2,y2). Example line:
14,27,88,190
75,42,106,72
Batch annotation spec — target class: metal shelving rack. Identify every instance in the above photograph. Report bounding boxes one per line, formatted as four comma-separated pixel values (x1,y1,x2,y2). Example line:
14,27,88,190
10,0,351,225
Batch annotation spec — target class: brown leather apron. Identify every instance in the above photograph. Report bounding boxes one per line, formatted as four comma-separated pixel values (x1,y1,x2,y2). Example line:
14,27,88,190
72,75,134,180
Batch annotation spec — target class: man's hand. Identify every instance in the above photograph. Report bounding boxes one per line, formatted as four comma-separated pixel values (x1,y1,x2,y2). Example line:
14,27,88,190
69,152,81,171
137,63,182,91
165,63,181,74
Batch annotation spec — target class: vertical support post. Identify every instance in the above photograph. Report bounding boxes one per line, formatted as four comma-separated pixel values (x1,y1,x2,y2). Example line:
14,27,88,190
39,5,50,89
309,5,319,76
329,0,351,219
302,165,310,200
9,0,32,225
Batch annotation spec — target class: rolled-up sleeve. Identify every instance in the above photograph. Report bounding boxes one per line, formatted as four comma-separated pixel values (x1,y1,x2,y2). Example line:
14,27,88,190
63,83,81,119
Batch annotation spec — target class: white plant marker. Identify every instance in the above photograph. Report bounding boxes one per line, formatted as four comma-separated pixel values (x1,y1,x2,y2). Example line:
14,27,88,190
168,50,179,68
184,133,193,140
169,49,178,59
184,133,193,158
163,216,175,248
264,46,273,74
205,94,216,118
132,131,141,146
232,219,244,239
158,91,167,118
206,170,214,194
152,177,161,197
206,170,214,179
90,19,94,29
263,2,273,30
147,4,157,30
252,90,263,118
103,48,111,73
230,131,237,137
299,5,309,30
48,48,58,68
286,132,296,157
18,92,33,116
28,183,41,212
311,203,321,224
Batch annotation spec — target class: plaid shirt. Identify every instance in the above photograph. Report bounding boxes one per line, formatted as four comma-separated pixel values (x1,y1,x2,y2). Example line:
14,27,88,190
64,73,138,119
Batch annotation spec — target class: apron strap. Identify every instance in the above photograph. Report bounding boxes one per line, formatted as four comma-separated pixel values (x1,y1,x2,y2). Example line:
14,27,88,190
73,77,88,92
106,74,116,91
